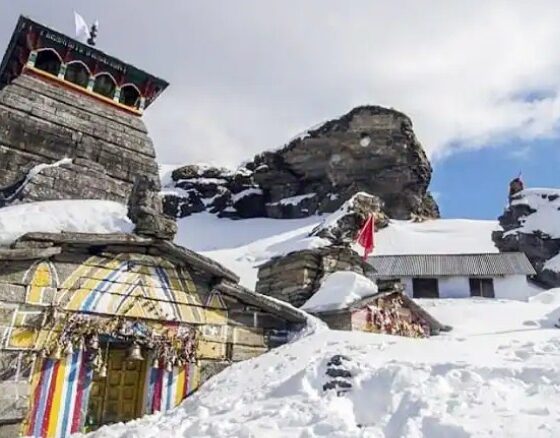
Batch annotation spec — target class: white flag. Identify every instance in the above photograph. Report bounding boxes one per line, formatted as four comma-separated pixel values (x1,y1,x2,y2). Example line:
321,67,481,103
74,12,90,42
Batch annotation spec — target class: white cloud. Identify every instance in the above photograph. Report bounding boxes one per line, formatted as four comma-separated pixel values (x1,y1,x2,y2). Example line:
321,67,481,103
4,1,560,167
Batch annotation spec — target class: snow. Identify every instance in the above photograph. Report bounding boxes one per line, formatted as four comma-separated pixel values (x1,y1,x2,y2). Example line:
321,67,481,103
0,200,133,245
505,188,560,239
544,253,560,272
83,294,560,438
231,188,263,203
267,193,316,207
301,271,378,313
371,218,500,255
176,215,500,289
175,213,327,288
3,158,72,203
158,164,178,188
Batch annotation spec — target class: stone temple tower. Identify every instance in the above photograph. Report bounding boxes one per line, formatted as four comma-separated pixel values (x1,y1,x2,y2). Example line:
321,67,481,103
0,16,168,207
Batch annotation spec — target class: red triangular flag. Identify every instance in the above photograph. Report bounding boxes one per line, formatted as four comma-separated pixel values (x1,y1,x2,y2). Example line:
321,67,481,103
356,214,375,260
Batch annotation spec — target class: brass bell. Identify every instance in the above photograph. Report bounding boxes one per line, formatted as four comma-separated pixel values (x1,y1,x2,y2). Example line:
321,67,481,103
50,344,62,360
127,342,144,361
97,364,107,378
88,335,99,350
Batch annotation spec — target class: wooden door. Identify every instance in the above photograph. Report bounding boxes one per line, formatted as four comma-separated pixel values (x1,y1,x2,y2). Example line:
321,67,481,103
86,349,146,431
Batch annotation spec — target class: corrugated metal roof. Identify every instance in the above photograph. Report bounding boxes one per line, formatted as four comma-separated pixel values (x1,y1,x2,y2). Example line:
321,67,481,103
368,253,536,277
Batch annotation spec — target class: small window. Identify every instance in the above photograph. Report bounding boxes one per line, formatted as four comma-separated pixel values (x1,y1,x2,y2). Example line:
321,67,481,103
64,62,90,88
412,278,439,298
35,50,61,76
469,278,495,298
119,84,140,108
93,73,116,99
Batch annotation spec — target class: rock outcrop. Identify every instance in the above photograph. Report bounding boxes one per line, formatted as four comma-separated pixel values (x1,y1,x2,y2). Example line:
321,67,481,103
492,188,560,287
162,106,439,221
309,192,388,244
255,193,385,307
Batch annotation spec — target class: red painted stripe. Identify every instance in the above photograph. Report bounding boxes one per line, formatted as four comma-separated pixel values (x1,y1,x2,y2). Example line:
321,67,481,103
41,360,60,437
26,359,48,436
153,368,163,412
70,355,87,433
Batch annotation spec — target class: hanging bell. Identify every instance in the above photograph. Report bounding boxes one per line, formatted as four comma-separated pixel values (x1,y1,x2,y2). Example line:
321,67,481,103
50,344,62,360
152,358,160,369
97,364,107,378
165,361,173,372
88,334,99,350
127,342,144,361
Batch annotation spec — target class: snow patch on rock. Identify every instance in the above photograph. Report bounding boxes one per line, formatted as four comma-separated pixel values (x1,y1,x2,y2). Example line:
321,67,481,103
302,272,378,313
0,200,133,245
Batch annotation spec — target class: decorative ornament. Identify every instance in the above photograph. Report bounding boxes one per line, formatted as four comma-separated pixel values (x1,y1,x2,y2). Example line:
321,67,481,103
65,342,74,355
97,364,107,378
50,344,62,360
127,342,144,361
88,334,99,350
152,358,160,369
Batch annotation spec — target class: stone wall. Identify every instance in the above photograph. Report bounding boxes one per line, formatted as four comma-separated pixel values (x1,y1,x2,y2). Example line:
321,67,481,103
256,246,373,308
0,73,160,207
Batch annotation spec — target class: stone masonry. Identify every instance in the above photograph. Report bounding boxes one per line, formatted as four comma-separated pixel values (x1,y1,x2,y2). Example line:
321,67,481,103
0,74,161,207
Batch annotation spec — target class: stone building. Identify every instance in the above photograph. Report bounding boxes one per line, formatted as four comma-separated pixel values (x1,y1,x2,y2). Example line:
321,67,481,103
0,16,165,208
0,16,305,437
0,232,304,437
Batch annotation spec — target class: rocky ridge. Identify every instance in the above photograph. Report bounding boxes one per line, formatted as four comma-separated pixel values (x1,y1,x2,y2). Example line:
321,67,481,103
162,106,439,221
492,188,560,287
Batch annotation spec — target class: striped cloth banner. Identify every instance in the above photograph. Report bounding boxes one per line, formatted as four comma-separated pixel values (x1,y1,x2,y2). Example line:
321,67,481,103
26,351,92,438
143,362,197,414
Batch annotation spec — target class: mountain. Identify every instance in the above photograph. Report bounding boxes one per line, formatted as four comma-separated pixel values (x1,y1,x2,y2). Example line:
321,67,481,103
493,188,560,288
162,106,439,221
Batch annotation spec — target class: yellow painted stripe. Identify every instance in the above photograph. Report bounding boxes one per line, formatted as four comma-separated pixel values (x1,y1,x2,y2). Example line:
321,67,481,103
46,358,67,437
175,368,185,406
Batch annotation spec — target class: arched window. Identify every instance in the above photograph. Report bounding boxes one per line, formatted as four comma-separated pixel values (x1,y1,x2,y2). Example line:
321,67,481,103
93,73,116,99
64,62,90,88
34,49,62,76
119,84,141,108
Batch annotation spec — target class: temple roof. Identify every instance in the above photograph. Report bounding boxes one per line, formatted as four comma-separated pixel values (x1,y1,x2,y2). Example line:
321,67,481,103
0,15,168,110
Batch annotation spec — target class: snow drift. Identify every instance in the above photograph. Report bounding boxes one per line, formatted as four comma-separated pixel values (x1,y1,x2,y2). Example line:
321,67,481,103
81,293,560,438
0,200,134,245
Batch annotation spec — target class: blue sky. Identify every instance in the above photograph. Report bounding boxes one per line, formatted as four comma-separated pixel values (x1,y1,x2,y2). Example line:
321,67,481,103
432,138,560,219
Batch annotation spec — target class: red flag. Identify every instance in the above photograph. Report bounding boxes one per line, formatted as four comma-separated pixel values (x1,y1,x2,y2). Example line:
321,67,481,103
356,214,375,260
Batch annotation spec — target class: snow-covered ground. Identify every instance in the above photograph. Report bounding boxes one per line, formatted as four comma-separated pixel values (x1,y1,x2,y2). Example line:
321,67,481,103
83,292,560,438
0,200,133,245
176,214,499,289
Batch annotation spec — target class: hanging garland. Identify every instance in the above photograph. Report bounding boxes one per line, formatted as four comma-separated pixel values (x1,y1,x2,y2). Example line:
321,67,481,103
368,295,429,338
36,307,198,372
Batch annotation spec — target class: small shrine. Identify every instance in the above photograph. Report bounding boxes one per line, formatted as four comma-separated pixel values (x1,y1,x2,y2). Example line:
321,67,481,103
0,16,168,113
